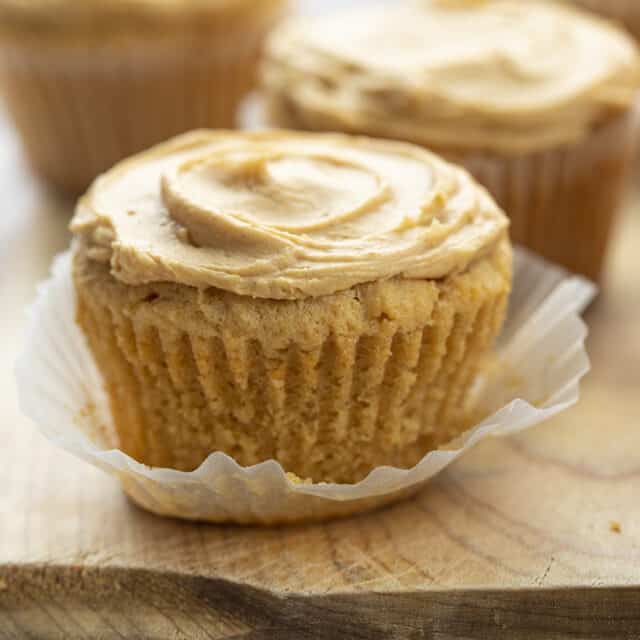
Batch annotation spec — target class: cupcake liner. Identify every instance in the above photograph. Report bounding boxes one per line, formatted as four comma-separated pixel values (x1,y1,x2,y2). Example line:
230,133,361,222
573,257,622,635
16,249,595,524
443,106,640,282
0,25,272,194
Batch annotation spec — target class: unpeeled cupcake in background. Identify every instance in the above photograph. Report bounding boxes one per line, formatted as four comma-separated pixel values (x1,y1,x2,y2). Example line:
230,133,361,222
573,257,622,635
0,0,288,194
261,0,640,282
70,129,511,486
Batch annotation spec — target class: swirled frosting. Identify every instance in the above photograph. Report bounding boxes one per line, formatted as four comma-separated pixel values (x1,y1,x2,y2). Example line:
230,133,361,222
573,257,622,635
263,0,640,153
71,130,508,299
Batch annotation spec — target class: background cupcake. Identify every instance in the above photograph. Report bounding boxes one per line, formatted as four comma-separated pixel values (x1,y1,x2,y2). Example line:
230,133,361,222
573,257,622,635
261,0,640,281
0,0,288,193
70,129,511,485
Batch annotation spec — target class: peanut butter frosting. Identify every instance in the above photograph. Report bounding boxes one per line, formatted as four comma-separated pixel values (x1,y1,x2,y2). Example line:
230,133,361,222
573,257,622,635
263,0,640,154
71,130,508,300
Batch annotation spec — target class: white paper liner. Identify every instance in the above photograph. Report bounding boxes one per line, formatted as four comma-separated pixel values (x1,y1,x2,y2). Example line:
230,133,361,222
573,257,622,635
16,249,595,523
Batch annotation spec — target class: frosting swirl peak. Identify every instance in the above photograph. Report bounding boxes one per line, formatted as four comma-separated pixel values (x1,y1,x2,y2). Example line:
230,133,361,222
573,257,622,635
72,130,508,299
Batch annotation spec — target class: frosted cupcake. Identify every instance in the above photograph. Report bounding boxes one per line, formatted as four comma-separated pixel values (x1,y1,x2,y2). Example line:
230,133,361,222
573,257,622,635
261,0,640,281
0,0,287,193
70,129,511,484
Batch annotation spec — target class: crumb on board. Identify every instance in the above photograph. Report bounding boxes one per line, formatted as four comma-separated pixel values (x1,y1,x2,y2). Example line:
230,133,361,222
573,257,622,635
610,521,622,534
0,578,7,591
285,472,312,485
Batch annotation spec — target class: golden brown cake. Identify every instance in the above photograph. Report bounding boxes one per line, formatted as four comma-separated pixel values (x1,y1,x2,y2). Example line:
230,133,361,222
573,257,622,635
0,0,288,193
261,0,640,281
70,129,511,484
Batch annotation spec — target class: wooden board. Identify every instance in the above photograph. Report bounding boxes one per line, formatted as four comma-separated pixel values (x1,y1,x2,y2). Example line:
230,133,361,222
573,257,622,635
1,121,640,638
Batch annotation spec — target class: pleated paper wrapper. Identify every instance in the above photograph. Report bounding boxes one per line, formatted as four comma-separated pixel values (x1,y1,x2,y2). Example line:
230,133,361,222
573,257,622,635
16,249,595,524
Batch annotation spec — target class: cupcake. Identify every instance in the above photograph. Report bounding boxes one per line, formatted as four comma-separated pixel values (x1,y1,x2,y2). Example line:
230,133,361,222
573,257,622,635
70,129,511,485
0,0,288,193
261,0,640,281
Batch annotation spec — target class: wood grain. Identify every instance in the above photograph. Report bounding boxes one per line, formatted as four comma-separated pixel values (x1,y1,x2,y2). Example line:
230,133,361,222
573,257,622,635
1,119,639,638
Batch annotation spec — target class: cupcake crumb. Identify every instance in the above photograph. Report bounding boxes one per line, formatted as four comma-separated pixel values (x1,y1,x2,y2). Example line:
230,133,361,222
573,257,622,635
609,521,622,534
0,578,8,591
286,472,312,485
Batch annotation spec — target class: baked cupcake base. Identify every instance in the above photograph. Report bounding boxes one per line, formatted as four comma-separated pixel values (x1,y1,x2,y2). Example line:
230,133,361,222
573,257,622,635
16,246,594,524
73,240,511,484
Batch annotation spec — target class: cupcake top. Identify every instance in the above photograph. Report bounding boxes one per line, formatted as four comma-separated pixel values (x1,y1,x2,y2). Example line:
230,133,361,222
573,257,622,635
0,0,284,40
71,130,508,300
263,0,640,153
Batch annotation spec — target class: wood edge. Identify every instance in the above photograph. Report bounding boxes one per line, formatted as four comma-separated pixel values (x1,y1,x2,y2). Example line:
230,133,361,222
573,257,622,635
1,563,640,639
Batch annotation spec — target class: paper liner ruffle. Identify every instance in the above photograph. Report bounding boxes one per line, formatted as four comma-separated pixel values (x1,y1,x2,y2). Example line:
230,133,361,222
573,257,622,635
16,249,595,524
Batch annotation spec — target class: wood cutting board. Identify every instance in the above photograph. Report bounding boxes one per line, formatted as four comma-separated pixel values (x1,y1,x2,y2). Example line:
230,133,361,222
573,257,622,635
1,124,639,639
